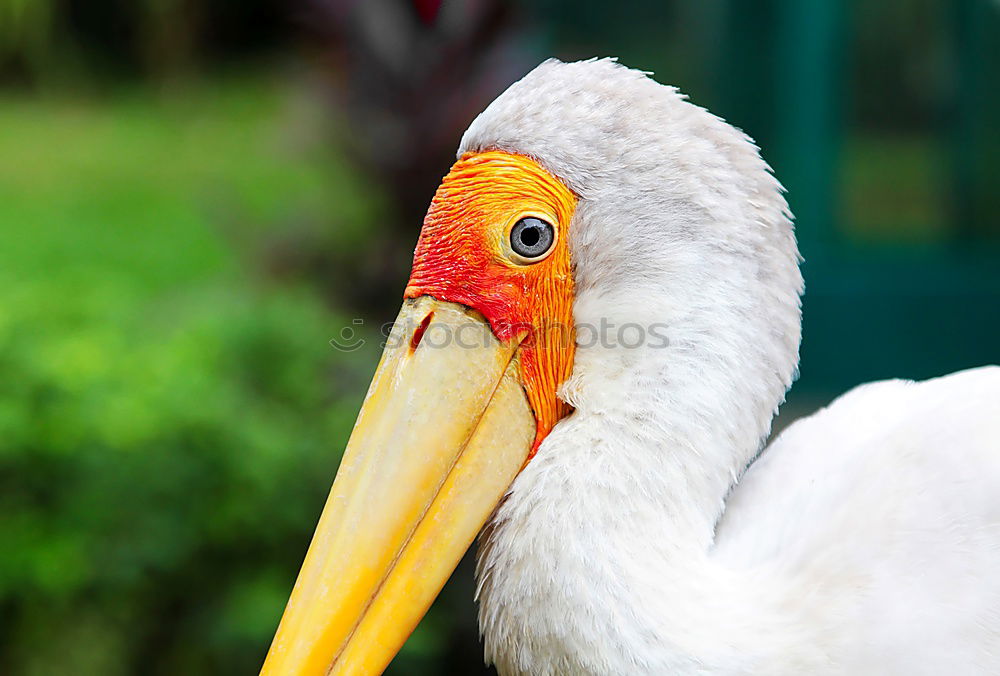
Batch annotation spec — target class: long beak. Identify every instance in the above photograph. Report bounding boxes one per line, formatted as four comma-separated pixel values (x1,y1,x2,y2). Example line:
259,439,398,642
260,296,535,676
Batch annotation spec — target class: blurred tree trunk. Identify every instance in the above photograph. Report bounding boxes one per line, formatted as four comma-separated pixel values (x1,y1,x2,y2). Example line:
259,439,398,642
140,0,203,83
0,0,55,85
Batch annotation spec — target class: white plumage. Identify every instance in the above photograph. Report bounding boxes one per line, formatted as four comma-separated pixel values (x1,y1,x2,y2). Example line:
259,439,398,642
464,59,1000,675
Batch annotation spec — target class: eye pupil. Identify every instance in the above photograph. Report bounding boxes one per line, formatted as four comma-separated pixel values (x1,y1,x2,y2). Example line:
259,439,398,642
510,217,555,261
519,226,541,247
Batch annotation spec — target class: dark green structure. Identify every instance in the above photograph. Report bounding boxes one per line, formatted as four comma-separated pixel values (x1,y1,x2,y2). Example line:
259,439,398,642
716,0,999,398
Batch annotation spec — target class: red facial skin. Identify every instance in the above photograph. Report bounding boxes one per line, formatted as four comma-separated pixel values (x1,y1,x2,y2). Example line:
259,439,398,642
405,151,578,454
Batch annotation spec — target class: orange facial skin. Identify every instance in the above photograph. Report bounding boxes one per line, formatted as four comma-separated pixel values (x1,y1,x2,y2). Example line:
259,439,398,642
405,151,577,454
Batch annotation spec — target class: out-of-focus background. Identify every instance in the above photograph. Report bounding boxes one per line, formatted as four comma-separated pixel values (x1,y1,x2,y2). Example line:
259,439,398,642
1,1,997,674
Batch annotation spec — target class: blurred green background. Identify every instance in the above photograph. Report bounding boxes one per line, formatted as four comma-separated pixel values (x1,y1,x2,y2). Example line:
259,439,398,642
1,1,997,674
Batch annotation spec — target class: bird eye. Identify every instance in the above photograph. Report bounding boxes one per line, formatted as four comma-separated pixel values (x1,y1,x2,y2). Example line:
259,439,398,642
509,217,555,263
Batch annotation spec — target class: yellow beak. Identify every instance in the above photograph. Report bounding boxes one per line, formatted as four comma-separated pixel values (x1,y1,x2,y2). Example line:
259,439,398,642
260,296,536,675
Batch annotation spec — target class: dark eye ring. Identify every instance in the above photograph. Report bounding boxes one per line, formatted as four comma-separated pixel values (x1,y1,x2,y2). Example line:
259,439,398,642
509,217,556,262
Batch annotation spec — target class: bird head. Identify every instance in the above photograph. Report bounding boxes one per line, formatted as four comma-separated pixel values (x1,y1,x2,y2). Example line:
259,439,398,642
260,58,802,675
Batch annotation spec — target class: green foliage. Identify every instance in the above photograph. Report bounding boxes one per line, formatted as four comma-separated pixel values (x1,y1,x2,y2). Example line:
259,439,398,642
0,78,382,674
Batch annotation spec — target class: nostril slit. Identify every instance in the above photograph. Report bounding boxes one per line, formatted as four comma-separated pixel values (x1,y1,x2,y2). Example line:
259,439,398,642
410,311,434,352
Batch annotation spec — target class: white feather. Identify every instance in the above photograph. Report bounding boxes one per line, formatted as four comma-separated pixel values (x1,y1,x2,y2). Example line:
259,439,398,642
461,59,1000,675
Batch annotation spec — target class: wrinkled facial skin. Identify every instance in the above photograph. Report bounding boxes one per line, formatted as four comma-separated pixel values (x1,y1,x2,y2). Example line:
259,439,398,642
405,151,577,454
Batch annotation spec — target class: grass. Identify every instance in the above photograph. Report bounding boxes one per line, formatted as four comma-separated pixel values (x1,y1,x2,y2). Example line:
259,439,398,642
0,75,390,675
0,76,379,291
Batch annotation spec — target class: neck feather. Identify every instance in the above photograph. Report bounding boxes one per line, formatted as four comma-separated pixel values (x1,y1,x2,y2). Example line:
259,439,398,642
476,271,805,674
476,374,814,674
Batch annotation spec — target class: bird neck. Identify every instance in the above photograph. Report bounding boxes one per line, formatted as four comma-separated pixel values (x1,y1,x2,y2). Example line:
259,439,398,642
559,286,795,541
477,403,809,674
476,292,811,673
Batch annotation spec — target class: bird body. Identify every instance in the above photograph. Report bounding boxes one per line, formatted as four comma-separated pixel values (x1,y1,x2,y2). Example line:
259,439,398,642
262,59,1000,676
480,367,1000,675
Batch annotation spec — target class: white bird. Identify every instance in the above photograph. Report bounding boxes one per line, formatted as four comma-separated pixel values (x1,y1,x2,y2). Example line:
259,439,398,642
260,58,1000,676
